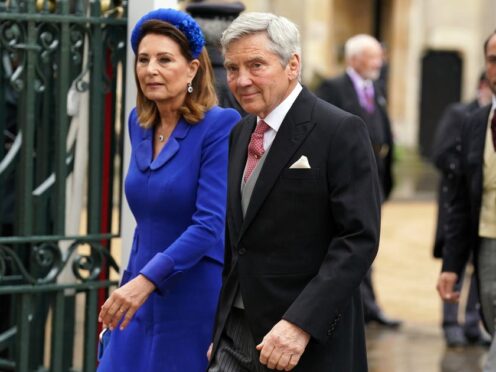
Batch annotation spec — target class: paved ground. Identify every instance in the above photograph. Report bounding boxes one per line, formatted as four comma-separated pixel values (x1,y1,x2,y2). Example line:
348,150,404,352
367,200,488,372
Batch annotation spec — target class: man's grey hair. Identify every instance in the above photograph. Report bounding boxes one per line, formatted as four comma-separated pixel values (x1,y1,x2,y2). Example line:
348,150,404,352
344,34,381,61
220,12,301,66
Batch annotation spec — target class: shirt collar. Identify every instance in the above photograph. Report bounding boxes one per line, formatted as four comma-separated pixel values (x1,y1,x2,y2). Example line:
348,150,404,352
258,83,303,133
346,67,373,89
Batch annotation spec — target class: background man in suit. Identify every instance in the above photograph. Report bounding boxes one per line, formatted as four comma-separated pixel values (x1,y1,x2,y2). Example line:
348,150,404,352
437,30,496,371
208,12,381,371
315,34,400,328
432,73,493,347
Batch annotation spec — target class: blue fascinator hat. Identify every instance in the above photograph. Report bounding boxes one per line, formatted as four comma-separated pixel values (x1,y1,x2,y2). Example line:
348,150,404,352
131,8,205,58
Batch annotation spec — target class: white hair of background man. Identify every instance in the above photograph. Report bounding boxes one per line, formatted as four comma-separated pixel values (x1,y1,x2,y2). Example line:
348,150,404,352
344,34,381,62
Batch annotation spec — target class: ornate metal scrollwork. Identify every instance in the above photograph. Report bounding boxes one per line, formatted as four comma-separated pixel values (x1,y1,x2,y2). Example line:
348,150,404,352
0,21,22,49
70,23,91,92
70,241,119,281
38,24,59,63
0,21,25,92
32,242,63,282
105,25,126,64
69,24,86,65
0,1,126,289
99,24,127,93
33,22,61,93
0,241,119,285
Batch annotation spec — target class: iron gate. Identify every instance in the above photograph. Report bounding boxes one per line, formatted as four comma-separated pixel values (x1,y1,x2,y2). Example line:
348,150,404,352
0,1,127,371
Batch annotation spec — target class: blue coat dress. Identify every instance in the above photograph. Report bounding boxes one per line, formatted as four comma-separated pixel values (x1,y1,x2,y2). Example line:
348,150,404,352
97,106,240,372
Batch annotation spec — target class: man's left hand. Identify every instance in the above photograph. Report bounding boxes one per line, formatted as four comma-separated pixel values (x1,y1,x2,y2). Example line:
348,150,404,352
256,319,310,371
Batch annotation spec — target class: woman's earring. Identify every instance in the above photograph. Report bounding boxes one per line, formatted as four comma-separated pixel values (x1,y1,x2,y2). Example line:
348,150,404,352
187,82,193,94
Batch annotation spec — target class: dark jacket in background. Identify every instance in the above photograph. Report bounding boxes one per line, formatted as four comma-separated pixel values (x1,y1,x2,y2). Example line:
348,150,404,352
315,73,394,200
431,100,480,258
442,105,492,277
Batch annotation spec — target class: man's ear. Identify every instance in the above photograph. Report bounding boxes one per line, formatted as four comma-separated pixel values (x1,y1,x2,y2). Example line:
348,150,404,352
287,53,301,80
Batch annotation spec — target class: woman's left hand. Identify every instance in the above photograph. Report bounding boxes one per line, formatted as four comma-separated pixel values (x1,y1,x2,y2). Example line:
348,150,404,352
99,274,156,331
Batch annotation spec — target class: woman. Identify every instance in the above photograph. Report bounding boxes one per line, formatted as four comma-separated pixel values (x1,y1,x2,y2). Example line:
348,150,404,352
97,8,240,371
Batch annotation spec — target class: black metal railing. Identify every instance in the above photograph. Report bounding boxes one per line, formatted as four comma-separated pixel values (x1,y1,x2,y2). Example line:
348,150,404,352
0,1,127,370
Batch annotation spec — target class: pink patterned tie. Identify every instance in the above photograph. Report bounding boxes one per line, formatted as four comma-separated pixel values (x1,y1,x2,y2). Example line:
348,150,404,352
244,120,270,182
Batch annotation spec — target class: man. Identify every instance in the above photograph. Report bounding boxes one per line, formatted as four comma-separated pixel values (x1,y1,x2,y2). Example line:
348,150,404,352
437,30,496,372
432,73,493,347
315,34,399,328
186,1,246,115
208,12,381,371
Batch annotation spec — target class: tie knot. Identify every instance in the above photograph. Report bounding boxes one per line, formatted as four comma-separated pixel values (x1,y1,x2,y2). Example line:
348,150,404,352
254,120,270,135
363,83,373,96
244,120,270,182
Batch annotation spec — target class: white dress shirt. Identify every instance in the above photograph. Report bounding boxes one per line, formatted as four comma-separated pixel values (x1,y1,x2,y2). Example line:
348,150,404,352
258,83,303,151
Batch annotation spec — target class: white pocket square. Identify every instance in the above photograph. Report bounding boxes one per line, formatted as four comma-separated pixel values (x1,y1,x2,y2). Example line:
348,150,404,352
289,155,311,169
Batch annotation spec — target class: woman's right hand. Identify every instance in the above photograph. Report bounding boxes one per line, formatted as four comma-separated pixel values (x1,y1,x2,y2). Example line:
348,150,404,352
98,274,156,330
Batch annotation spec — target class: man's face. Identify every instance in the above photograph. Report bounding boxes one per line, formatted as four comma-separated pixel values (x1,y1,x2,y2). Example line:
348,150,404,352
485,34,496,96
352,43,383,81
224,33,300,118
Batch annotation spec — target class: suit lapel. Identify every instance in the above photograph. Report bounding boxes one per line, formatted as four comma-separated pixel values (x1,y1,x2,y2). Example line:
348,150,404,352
343,74,363,114
151,119,190,170
228,116,256,238
238,88,316,240
373,81,388,113
134,119,190,172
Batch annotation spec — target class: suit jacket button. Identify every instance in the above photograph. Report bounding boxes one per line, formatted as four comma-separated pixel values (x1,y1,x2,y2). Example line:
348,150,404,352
238,247,247,255
327,329,332,336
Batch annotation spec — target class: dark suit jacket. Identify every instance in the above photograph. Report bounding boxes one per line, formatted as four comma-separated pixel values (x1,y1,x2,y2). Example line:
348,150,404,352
315,73,394,200
442,105,492,277
431,100,480,258
210,88,381,371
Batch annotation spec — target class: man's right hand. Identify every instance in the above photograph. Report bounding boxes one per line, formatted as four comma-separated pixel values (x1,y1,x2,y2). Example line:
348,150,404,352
207,343,213,361
436,272,459,303
256,319,310,371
